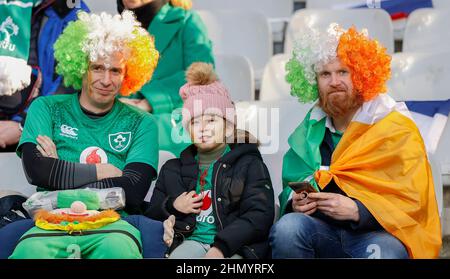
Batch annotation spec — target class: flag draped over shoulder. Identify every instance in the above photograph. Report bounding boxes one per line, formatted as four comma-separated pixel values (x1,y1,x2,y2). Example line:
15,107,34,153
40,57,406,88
280,94,441,259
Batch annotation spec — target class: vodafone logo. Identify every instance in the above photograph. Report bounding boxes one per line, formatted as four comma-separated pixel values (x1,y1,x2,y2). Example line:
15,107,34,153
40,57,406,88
80,147,108,164
195,190,214,224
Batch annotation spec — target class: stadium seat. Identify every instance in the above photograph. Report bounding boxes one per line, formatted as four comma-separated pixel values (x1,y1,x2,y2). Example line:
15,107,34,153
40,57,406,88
215,54,255,101
144,150,177,202
305,0,374,9
83,0,117,14
260,53,298,102
433,0,450,9
197,10,273,88
429,152,444,216
192,0,294,43
235,100,313,199
0,153,35,197
284,9,394,55
389,52,450,101
403,8,450,52
388,51,450,186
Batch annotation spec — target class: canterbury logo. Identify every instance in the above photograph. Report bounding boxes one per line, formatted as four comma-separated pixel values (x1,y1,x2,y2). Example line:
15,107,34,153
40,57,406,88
60,124,78,138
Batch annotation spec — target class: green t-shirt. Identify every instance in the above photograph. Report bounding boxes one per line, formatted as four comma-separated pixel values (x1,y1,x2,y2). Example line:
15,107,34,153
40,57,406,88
18,94,159,174
0,0,41,59
187,145,230,244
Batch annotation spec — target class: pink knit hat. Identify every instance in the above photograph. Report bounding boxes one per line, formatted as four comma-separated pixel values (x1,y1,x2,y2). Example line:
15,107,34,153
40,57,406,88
180,63,236,130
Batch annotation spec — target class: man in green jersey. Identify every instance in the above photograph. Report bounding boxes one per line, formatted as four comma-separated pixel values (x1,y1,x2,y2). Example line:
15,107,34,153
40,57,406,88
2,11,166,259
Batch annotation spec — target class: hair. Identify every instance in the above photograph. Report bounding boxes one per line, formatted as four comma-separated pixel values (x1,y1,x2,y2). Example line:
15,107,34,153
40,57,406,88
170,0,192,9
228,129,260,146
53,11,159,96
286,24,391,103
185,62,217,86
337,26,391,101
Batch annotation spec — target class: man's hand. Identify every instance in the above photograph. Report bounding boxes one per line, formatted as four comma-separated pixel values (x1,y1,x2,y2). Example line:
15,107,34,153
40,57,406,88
173,191,203,214
96,163,123,180
204,247,224,258
36,135,58,159
163,215,176,247
308,192,359,222
0,121,22,148
291,191,318,215
119,98,153,113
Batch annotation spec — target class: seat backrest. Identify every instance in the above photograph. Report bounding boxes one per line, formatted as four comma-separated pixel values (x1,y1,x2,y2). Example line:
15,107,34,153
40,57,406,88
403,8,450,53
0,153,36,197
83,0,118,14
235,100,312,206
428,152,444,216
193,0,294,19
260,53,298,102
305,0,374,9
235,100,312,155
284,9,394,55
144,150,176,202
388,52,450,101
215,54,255,101
388,51,450,188
432,0,450,9
197,10,273,81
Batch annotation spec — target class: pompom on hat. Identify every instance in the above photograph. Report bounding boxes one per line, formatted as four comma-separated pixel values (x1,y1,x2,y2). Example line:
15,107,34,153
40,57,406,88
180,62,235,130
53,11,159,96
286,23,391,103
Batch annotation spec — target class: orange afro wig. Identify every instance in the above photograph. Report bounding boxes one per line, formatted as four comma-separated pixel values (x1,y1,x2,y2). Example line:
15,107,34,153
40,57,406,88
286,24,391,103
337,26,391,102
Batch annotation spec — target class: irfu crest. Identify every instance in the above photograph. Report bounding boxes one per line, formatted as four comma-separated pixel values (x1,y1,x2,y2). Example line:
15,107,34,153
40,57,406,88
109,132,131,152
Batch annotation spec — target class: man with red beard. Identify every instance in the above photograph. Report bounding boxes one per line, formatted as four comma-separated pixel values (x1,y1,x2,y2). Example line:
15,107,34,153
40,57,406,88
269,24,441,259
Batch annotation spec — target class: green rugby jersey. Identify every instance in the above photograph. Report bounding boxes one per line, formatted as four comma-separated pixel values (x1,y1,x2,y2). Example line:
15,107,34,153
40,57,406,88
18,94,159,172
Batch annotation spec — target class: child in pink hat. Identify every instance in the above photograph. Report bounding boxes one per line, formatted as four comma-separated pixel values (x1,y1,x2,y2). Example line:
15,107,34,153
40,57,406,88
144,63,274,259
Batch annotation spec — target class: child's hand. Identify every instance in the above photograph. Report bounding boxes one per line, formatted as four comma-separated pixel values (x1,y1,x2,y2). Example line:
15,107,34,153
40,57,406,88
36,135,58,159
163,215,176,247
173,191,203,214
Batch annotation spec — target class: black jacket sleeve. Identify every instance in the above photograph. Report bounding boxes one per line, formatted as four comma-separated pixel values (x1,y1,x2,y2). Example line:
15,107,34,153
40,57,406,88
144,160,189,220
21,142,97,189
212,158,275,257
80,162,156,214
21,142,156,214
350,200,382,231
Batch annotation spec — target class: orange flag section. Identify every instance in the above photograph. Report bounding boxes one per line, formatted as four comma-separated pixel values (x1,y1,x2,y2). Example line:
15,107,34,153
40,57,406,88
315,111,442,258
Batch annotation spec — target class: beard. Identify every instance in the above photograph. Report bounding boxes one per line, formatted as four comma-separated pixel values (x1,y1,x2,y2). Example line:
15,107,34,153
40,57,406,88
319,88,363,118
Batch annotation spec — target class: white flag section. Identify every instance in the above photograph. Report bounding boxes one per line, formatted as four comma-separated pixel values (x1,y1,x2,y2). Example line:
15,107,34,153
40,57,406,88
405,100,450,154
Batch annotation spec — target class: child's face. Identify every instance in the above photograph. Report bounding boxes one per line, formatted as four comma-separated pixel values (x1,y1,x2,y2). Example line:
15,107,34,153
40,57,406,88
189,114,233,152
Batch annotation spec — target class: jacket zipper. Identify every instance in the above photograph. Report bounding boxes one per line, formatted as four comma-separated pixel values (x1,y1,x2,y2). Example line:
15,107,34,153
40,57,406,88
243,245,259,259
213,163,224,230
17,229,143,255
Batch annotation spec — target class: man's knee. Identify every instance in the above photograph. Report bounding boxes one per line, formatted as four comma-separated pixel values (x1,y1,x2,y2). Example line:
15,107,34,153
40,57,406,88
10,239,58,259
270,213,314,244
124,215,163,233
93,233,142,259
360,232,409,259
